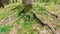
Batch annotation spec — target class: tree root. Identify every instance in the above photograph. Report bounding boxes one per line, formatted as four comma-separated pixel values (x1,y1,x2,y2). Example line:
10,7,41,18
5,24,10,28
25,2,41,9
42,6,58,18
46,11,58,18
19,9,56,34
31,11,56,34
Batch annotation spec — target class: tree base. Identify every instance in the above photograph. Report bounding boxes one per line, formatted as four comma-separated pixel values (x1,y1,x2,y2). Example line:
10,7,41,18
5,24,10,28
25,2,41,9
19,9,56,34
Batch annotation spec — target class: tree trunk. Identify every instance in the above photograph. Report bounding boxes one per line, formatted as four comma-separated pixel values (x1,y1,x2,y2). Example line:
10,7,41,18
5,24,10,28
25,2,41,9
16,0,17,3
0,0,4,8
22,0,32,12
19,0,32,15
5,0,10,4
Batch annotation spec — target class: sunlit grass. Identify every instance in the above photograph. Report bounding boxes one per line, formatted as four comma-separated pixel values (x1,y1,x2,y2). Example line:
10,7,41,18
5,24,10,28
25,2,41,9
0,1,60,34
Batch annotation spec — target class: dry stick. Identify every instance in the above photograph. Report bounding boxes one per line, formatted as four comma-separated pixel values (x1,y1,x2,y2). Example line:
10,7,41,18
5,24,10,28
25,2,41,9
31,10,56,34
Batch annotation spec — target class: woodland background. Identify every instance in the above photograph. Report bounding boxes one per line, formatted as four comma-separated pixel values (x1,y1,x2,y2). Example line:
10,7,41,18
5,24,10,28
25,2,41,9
0,0,60,34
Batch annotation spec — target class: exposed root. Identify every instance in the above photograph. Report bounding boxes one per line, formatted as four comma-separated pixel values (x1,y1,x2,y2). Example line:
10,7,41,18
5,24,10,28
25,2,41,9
41,6,58,18
19,9,56,34
31,11,56,34
19,9,25,15
31,12,45,26
46,11,58,18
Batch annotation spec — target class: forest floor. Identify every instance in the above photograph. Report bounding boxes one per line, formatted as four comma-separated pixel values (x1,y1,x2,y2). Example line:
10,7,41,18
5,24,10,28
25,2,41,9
0,3,60,34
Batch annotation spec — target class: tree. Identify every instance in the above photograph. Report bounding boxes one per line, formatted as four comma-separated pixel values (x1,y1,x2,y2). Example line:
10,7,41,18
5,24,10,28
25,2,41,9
19,0,32,15
19,0,56,34
16,0,17,2
0,0,4,8
6,0,10,4
22,0,32,12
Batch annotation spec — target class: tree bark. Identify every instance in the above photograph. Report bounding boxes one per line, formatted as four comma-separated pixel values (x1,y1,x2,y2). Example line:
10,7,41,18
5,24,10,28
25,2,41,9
0,0,4,8
16,0,17,3
22,0,32,12
19,0,32,15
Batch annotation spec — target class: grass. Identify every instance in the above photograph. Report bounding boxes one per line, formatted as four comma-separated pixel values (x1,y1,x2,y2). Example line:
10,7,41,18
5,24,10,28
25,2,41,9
0,1,60,34
0,24,10,32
